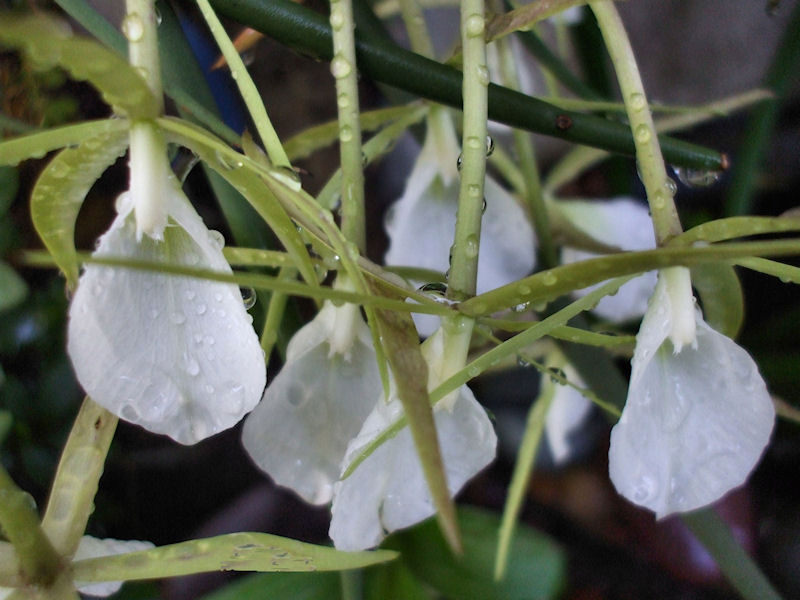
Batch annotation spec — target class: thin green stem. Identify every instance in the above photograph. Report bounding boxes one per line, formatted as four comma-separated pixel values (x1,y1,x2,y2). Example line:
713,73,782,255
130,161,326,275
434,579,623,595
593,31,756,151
496,31,556,269
0,464,63,586
196,0,291,168
589,0,681,244
447,0,488,300
398,0,435,58
259,267,296,368
330,0,367,253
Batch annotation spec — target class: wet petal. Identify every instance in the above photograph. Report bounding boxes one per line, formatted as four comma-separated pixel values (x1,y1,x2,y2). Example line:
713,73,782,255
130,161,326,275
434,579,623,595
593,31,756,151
74,536,154,597
560,197,656,321
543,364,592,466
67,186,266,445
329,388,496,551
242,302,381,504
609,278,775,518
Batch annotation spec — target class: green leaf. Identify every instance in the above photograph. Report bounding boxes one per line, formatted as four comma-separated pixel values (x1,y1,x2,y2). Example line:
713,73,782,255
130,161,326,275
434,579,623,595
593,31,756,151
30,129,129,287
736,257,800,284
367,281,462,554
682,509,784,600
71,533,398,583
691,263,744,338
199,572,342,600
675,215,800,245
364,560,430,600
0,119,129,167
390,506,565,600
0,14,158,119
0,261,27,312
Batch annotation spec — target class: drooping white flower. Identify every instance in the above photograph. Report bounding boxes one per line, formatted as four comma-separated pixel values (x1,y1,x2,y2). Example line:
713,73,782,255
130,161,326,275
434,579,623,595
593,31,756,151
0,536,153,598
242,294,381,505
67,127,265,445
384,109,536,335
543,361,593,466
608,268,775,518
558,197,657,322
329,328,497,551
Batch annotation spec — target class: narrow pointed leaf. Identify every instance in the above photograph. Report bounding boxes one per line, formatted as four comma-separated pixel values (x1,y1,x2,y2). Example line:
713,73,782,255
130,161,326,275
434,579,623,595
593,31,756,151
0,14,158,119
71,533,397,582
485,0,588,43
30,130,129,287
675,215,800,245
367,282,461,554
0,119,129,167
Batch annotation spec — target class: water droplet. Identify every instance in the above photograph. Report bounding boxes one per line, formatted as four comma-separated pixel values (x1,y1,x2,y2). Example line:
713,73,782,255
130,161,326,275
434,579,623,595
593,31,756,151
629,93,646,112
205,384,215,394
170,311,186,325
542,271,557,286
632,476,657,503
241,287,257,310
122,14,144,42
121,404,140,422
466,136,481,150
464,234,479,258
465,14,484,37
485,135,494,157
673,166,721,188
456,153,463,171
195,303,207,315
330,54,352,79
476,65,490,86
48,160,70,179
651,191,666,210
330,9,345,30
339,125,353,142
663,177,677,196
548,367,566,383
517,283,531,295
337,93,350,109
185,355,200,376
185,289,196,301
634,124,651,143
214,292,223,303
467,183,481,197
511,302,529,313
215,150,243,171
286,382,310,407
208,230,225,250
517,355,531,368
467,366,480,378
154,7,162,24
418,282,448,295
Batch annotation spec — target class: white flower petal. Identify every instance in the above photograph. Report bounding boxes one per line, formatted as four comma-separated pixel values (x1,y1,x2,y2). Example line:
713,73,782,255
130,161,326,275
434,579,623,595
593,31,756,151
609,278,775,518
544,364,592,466
385,124,535,336
242,303,381,504
74,536,154,597
329,388,497,551
68,186,266,445
560,197,656,322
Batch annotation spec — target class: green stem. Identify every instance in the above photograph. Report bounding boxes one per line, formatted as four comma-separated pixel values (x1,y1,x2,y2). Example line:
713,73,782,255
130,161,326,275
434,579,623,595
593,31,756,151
125,0,163,114
398,0,435,58
330,0,367,253
495,31,556,269
208,0,727,172
0,465,63,586
41,398,118,558
447,0,488,300
589,0,681,244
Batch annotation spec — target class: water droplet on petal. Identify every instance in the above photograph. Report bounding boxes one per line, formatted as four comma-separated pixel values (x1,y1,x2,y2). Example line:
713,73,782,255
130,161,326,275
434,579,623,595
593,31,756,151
632,476,657,503
170,311,186,325
208,230,225,250
122,14,144,42
195,303,207,315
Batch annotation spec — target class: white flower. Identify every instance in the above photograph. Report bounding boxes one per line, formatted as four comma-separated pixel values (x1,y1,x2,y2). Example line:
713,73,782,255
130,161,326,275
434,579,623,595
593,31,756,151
67,127,265,445
559,197,657,322
0,536,153,598
242,296,381,505
608,268,775,518
329,329,497,551
543,361,593,467
384,109,536,335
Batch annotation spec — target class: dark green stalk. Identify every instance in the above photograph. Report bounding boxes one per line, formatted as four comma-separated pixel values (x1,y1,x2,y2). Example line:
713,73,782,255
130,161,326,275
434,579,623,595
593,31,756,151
725,1,800,216
208,0,726,171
